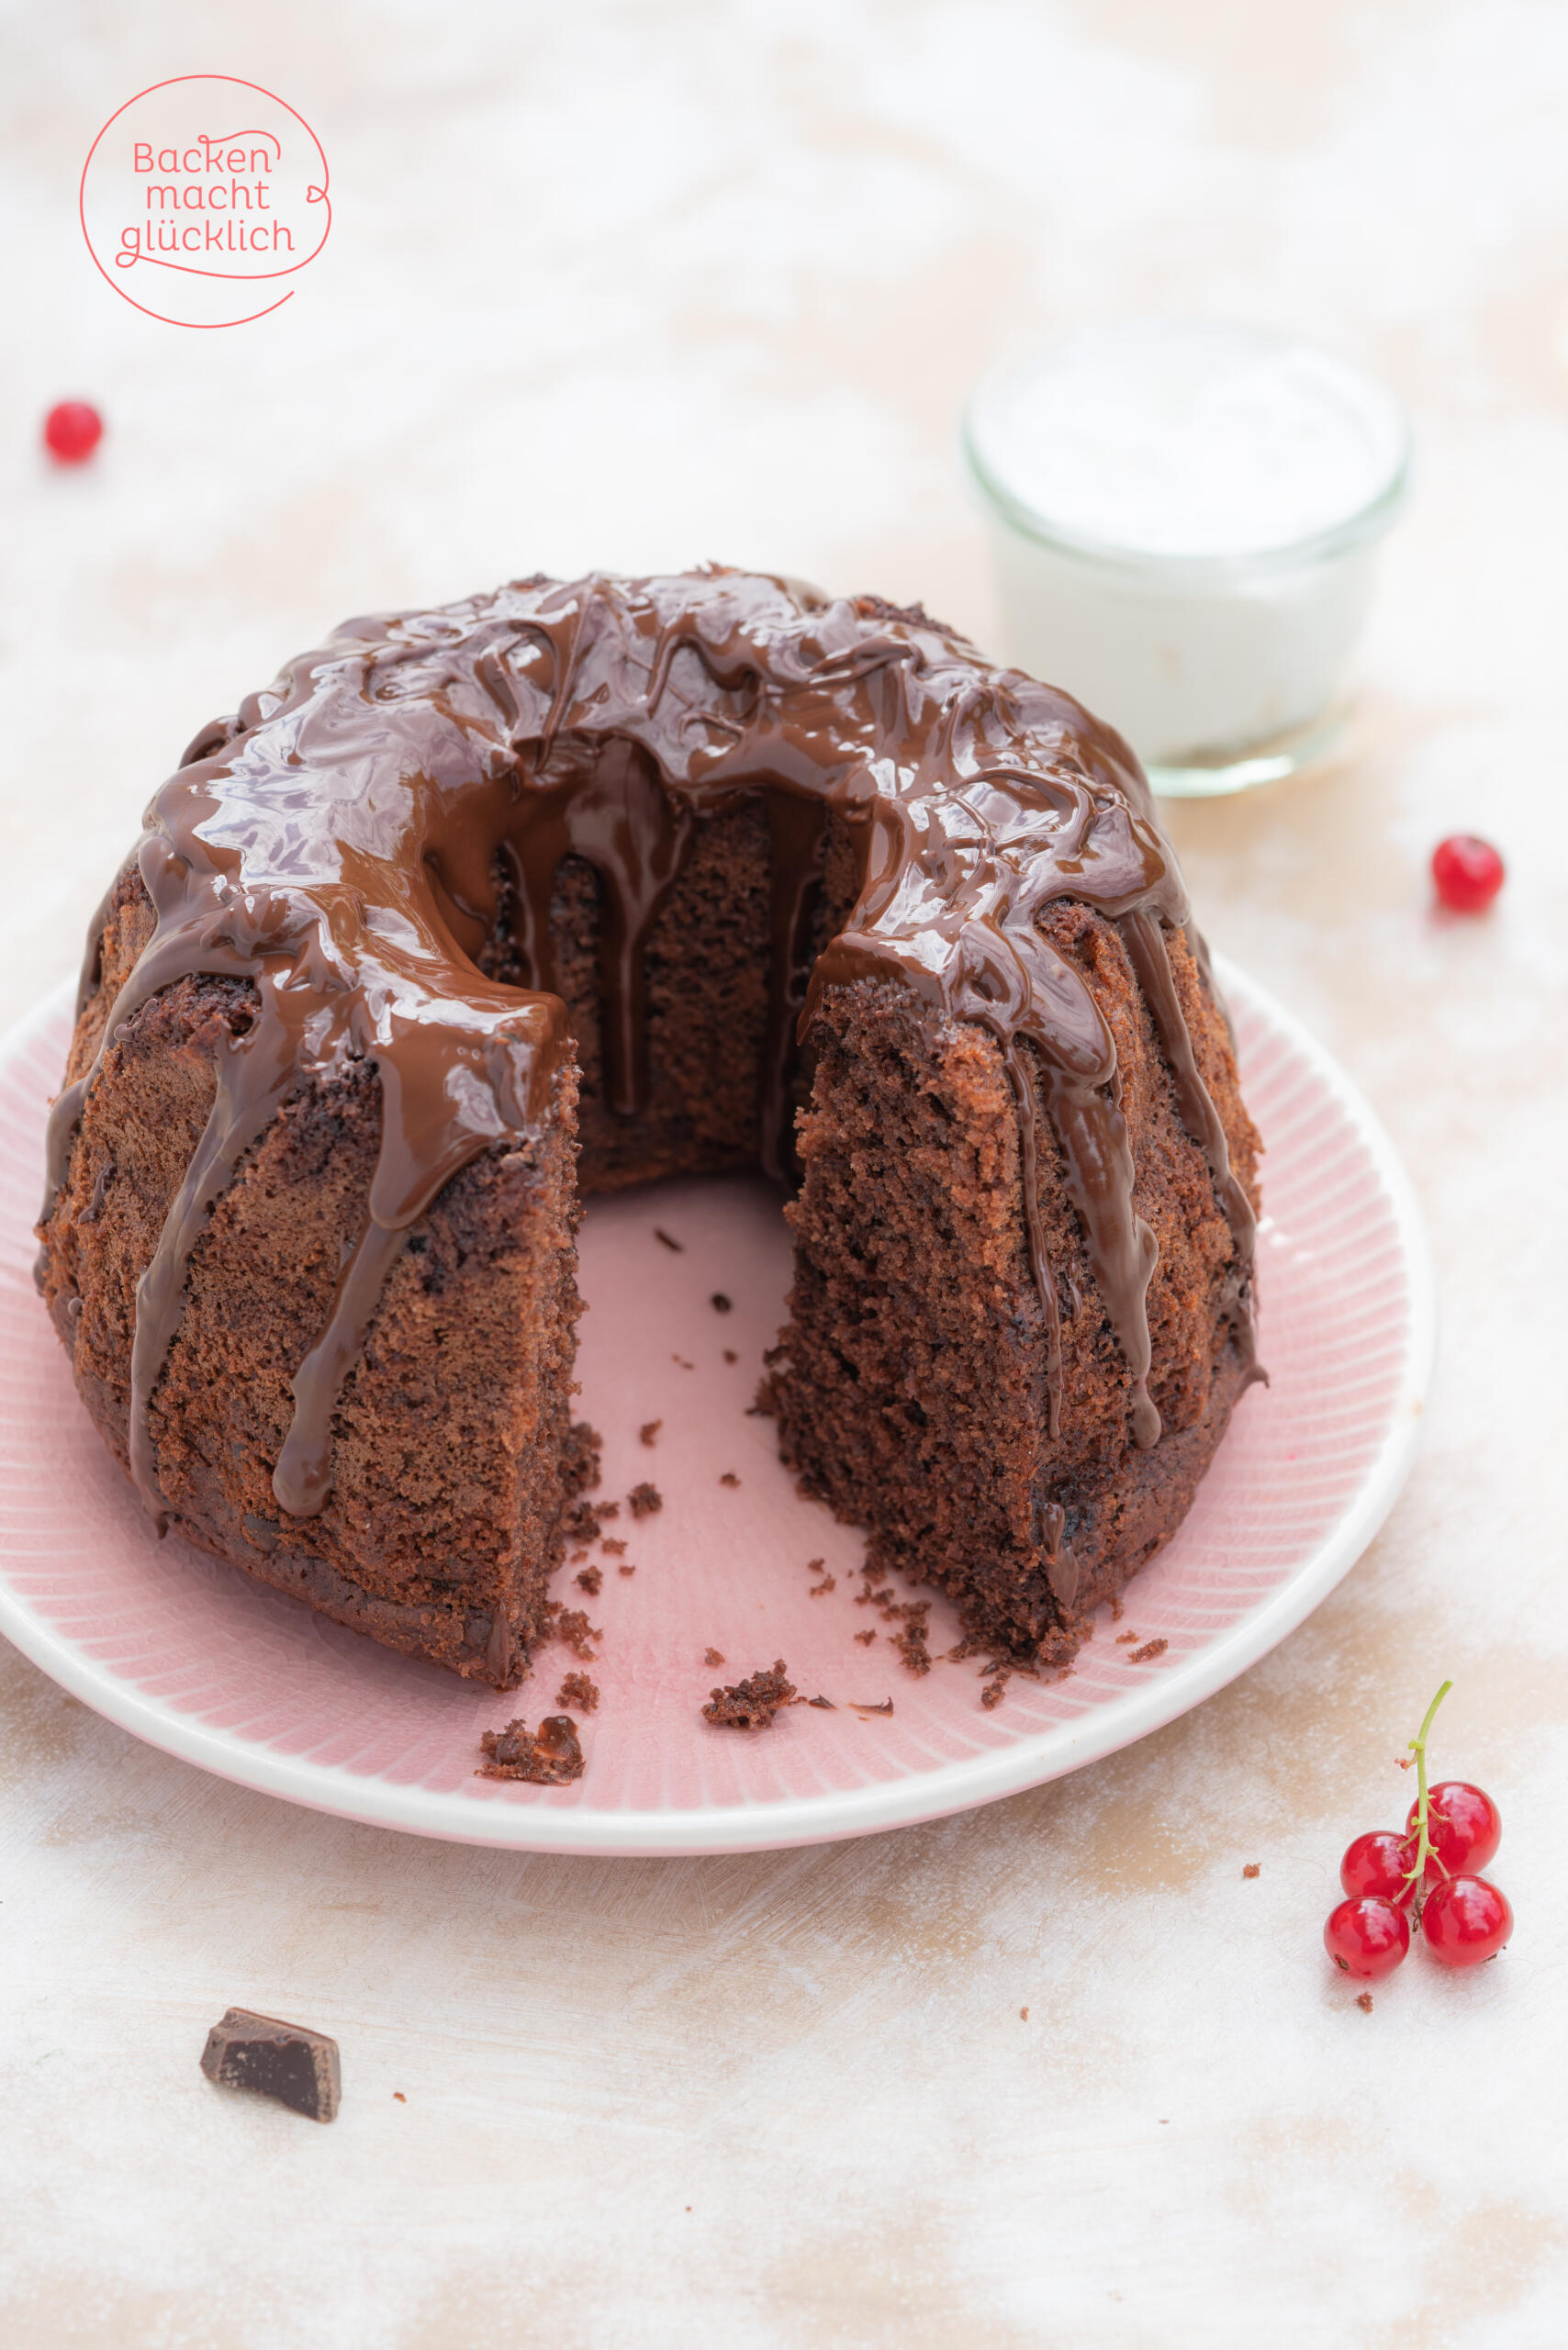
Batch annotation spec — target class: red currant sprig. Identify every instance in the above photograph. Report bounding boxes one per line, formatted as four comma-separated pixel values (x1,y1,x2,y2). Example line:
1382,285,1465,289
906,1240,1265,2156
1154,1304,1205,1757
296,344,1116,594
1324,1681,1511,1987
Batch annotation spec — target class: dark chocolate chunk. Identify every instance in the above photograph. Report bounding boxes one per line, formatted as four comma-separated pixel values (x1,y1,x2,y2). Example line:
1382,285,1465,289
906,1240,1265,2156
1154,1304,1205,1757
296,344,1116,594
199,2008,341,2122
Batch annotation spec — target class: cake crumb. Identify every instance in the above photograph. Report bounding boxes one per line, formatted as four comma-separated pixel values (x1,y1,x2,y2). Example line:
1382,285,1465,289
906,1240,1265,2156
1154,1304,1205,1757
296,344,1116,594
575,1565,603,1596
807,1695,836,1709
654,1227,683,1252
711,1292,732,1313
600,1536,627,1556
552,1607,600,1661
628,1482,662,1516
719,1472,740,1488
980,1676,1008,1710
808,1564,835,1596
856,1580,895,1608
1357,1992,1374,2013
703,1648,725,1667
597,1501,621,1522
1115,1630,1140,1645
476,1715,585,1784
702,1660,797,1729
892,1607,932,1677
618,1563,636,1576
849,1698,893,1717
1242,1862,1260,1879
393,2091,406,2102
1020,2007,1029,2022
1128,1639,1169,1664
723,1349,738,1365
639,1420,662,1448
672,1355,695,1371
557,1671,599,1714
854,1628,877,1646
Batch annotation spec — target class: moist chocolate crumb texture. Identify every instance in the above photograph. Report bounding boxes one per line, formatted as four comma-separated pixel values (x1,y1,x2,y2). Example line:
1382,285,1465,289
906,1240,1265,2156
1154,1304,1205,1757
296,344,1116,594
703,1660,798,1729
476,1714,585,1783
36,570,1260,1690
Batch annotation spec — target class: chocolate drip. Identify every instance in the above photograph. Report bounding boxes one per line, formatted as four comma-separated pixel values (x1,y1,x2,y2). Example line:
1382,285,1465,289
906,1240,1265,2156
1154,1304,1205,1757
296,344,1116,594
1118,909,1260,1371
761,793,828,1181
1003,1044,1065,1438
129,994,297,1522
273,1222,408,1517
40,572,1256,1527
1038,1500,1079,1606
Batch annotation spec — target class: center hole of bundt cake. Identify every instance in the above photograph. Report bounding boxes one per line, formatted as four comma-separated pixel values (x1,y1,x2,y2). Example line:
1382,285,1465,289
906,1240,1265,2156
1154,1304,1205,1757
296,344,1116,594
443,769,864,1194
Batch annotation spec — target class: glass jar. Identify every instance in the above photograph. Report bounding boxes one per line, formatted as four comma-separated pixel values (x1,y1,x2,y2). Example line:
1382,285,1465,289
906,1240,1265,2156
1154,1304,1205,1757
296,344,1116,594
963,321,1411,796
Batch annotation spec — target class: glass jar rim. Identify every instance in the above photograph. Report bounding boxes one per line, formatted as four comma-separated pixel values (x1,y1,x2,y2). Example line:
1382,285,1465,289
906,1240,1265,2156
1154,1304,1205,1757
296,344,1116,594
963,324,1413,584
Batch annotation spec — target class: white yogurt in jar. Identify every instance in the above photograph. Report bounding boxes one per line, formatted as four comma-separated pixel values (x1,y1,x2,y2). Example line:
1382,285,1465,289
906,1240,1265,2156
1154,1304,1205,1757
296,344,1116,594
963,321,1410,792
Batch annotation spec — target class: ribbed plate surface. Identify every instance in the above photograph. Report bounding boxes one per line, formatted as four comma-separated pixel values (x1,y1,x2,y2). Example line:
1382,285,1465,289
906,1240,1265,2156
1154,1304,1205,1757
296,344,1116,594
0,959,1433,1852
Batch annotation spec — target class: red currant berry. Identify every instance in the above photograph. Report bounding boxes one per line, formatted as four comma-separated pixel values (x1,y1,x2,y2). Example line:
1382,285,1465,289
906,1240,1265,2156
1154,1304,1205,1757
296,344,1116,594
1431,834,1504,913
1406,1780,1501,1876
1339,1830,1418,1903
1420,1874,1512,1966
43,401,104,464
1324,1895,1410,1978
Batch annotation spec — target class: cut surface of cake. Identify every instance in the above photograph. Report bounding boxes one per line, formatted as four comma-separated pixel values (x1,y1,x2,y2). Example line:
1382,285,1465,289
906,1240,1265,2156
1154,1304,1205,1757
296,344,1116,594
35,570,1261,1689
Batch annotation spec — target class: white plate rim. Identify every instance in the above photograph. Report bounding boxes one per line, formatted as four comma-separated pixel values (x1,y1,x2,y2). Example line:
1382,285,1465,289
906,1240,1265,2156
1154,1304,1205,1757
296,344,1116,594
0,957,1436,1855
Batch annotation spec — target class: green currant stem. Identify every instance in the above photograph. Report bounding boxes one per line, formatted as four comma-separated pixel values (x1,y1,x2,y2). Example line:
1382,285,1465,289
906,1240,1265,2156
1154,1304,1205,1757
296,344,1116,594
1401,1678,1452,1905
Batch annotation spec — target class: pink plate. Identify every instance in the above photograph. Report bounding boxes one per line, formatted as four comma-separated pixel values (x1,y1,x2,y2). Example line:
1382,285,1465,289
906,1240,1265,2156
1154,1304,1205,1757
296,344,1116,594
0,960,1433,1854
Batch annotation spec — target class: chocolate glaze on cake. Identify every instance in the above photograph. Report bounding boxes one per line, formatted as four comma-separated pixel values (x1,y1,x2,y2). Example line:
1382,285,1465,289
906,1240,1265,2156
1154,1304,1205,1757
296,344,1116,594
37,570,1261,1684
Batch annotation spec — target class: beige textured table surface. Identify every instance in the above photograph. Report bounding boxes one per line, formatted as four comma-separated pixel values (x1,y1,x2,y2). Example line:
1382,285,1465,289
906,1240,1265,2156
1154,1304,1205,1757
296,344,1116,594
4,6,1567,2344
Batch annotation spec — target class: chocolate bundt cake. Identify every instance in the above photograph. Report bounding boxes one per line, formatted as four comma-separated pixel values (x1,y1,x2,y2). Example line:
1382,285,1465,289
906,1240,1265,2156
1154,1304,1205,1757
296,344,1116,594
36,570,1260,1689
